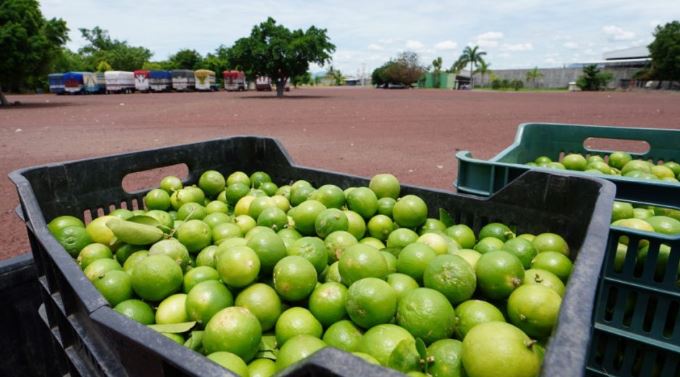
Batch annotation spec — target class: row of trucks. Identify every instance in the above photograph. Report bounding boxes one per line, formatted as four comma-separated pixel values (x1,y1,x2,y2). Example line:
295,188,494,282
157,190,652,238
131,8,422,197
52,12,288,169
48,70,248,94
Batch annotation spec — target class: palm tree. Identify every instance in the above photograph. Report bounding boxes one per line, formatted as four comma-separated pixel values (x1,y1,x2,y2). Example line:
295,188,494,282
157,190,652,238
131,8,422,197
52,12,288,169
454,46,487,88
526,67,544,88
432,57,443,88
474,61,491,87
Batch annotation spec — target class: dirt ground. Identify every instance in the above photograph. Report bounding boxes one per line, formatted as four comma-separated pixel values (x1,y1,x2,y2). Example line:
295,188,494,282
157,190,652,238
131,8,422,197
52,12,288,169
1,87,679,260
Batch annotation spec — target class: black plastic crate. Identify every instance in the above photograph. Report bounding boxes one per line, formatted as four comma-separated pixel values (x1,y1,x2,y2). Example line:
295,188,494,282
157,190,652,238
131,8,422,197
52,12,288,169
0,254,63,377
10,136,616,377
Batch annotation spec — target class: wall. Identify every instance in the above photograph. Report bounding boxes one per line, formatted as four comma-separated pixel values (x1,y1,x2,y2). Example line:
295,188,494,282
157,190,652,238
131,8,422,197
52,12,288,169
472,67,642,89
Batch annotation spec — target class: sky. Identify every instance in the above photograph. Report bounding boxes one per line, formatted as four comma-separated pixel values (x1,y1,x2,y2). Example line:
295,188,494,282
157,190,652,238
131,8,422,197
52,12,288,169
41,0,680,76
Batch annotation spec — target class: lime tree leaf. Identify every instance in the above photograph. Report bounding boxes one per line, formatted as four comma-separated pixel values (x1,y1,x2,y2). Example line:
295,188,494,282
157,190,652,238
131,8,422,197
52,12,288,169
184,331,204,352
128,215,161,226
415,338,427,360
256,335,278,360
439,209,454,227
148,321,196,334
388,338,420,372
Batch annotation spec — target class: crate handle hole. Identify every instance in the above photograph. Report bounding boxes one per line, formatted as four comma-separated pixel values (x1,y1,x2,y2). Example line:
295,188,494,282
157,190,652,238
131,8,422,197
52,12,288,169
122,163,189,194
583,137,650,155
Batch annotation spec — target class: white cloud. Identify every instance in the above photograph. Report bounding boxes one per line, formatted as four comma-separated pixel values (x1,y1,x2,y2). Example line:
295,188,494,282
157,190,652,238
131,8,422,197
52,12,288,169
434,40,458,50
474,31,504,48
368,43,384,51
501,43,533,52
544,57,559,65
602,25,636,41
563,41,579,49
405,40,425,50
498,52,511,58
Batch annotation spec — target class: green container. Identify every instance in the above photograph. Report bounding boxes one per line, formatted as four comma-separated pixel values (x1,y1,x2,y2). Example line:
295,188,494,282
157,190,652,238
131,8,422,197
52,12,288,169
455,122,680,376
456,123,680,207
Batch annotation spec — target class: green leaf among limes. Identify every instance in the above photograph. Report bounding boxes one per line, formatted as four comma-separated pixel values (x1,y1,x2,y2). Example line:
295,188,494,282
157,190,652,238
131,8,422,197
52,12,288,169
148,321,196,334
439,208,454,227
256,335,278,360
388,338,420,372
184,330,204,352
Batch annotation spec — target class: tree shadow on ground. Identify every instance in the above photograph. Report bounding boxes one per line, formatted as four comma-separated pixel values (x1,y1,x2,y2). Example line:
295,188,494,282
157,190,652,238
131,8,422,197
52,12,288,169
239,94,331,100
0,101,78,110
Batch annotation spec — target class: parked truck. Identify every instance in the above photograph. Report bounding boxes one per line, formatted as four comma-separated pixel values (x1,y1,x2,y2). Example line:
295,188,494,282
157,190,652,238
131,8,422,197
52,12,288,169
223,70,247,91
63,72,104,94
48,73,65,94
149,70,172,92
134,70,150,92
170,70,195,91
194,70,217,91
104,71,135,94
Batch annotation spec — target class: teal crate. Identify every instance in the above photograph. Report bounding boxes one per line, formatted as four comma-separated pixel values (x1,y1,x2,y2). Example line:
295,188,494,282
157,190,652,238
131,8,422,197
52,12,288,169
455,123,680,207
455,123,680,377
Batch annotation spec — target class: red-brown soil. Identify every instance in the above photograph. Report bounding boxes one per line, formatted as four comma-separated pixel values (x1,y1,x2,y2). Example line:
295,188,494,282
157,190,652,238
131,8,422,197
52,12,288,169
1,87,679,259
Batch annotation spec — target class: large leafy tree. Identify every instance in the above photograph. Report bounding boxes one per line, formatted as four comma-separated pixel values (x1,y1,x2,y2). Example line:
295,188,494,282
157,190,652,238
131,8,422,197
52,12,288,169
0,0,68,104
576,64,613,91
78,27,152,71
454,46,486,88
203,45,231,76
168,49,204,70
383,52,425,87
648,21,680,81
227,17,335,96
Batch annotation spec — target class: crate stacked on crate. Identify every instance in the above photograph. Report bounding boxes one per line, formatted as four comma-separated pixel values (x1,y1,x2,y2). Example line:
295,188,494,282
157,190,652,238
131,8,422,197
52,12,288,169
455,123,680,376
11,136,615,377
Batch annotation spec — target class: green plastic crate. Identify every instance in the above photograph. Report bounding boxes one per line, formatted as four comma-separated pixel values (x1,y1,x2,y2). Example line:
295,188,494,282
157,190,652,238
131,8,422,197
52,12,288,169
455,122,680,376
456,123,680,207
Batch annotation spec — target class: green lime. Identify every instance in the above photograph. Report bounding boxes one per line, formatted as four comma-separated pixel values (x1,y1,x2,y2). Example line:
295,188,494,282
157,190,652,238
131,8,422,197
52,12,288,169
123,250,148,273
386,228,419,249
78,243,113,269
155,293,188,324
396,242,437,283
420,218,448,234
475,251,525,300
369,173,400,199
344,210,367,239
207,351,249,376
145,189,171,211
502,238,538,269
289,200,326,236
227,171,251,187
212,222,242,244
532,233,569,256
561,153,587,171
246,230,287,274
257,207,288,231
175,186,206,207
308,282,349,327
114,299,155,325
286,237,328,274
396,288,456,344
346,277,397,328
417,233,454,255
248,358,277,377
324,231,358,262
275,335,326,372
275,307,323,345
53,225,93,257
205,200,229,215
183,265,220,293
93,270,132,306
611,201,634,222
149,239,191,270
160,176,183,193
110,209,134,220
367,214,394,241
83,258,122,282
644,215,680,235
347,187,378,219
523,268,565,297
473,237,504,254
204,306,262,361
393,195,428,228
260,181,279,196
357,324,415,367
131,254,183,301
454,299,505,339
250,171,272,189
386,273,419,299
479,223,514,242
273,256,318,302
338,244,388,285
423,254,476,305
381,251,397,273
534,156,552,164
309,184,346,209
48,215,85,234
377,197,397,216
235,283,282,331
315,208,349,238
322,319,363,352
427,339,465,377
216,245,260,288
196,245,218,268
186,280,233,325
609,152,632,170
225,183,251,206
508,285,562,338
531,251,573,282
359,237,386,250
461,322,540,377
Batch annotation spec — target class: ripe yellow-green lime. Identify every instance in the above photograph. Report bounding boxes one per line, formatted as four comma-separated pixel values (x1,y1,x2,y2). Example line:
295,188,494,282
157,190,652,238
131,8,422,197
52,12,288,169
203,306,262,362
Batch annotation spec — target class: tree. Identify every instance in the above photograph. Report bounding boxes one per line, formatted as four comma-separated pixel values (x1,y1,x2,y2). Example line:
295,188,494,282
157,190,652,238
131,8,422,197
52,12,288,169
371,64,389,87
0,0,69,104
96,61,112,72
525,67,543,88
291,72,312,87
142,61,164,70
648,21,680,81
325,66,345,86
432,56,443,88
203,45,230,77
453,46,486,88
227,17,335,96
576,64,613,91
381,52,426,87
168,49,204,70
475,60,492,87
53,49,88,73
78,27,152,71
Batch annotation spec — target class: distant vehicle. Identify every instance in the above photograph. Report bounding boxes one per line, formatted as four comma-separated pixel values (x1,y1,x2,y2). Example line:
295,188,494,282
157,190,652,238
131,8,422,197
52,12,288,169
170,69,196,91
255,76,290,91
63,72,104,94
223,70,247,91
48,73,65,94
194,69,217,91
105,71,135,94
149,70,172,92
134,70,150,92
